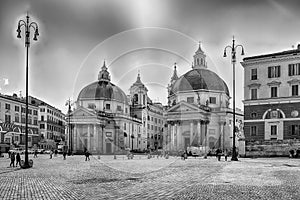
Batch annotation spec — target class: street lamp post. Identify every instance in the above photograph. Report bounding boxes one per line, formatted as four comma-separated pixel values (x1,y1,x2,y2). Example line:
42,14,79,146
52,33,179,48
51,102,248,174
223,36,244,161
17,13,39,168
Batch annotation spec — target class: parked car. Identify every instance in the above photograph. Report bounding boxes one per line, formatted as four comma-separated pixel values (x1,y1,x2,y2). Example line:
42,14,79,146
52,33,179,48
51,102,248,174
37,149,45,154
44,150,51,154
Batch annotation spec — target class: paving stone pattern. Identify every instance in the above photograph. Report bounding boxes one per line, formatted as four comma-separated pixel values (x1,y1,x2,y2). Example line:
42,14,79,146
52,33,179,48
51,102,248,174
0,154,300,199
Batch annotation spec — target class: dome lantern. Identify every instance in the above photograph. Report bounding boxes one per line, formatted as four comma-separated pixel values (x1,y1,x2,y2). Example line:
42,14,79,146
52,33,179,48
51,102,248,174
193,42,207,69
98,60,111,82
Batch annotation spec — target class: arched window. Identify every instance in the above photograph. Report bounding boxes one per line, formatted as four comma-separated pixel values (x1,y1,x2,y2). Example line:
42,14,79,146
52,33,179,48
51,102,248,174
134,94,138,104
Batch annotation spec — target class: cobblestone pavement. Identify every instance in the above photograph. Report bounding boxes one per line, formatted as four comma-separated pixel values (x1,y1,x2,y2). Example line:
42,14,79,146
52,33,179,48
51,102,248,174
0,154,300,199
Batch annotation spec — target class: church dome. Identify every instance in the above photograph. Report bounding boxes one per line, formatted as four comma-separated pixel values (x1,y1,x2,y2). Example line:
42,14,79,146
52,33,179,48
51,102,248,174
77,61,129,105
170,68,230,96
77,81,129,105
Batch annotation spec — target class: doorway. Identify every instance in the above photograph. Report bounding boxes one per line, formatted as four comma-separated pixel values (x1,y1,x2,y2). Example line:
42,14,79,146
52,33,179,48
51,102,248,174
184,138,190,150
106,143,112,154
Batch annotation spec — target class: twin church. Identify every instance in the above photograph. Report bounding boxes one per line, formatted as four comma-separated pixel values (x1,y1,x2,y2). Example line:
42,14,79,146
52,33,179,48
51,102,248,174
68,44,244,155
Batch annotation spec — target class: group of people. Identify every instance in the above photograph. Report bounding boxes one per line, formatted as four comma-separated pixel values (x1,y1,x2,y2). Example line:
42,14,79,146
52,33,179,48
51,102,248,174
9,152,21,167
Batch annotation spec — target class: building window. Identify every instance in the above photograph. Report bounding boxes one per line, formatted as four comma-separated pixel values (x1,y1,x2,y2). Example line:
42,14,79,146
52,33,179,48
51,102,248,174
271,125,277,135
5,114,11,123
15,106,20,112
21,107,26,113
271,87,277,98
21,116,25,123
40,124,45,129
15,114,19,123
125,107,128,114
251,88,257,100
288,63,300,76
151,125,153,130
88,103,96,109
106,104,111,110
147,124,150,129
209,97,216,104
5,103,10,110
292,85,299,96
28,109,32,115
124,123,126,130
251,68,257,80
117,105,122,111
41,116,44,121
291,125,300,135
33,118,38,125
250,126,257,136
154,118,157,124
268,66,280,78
187,97,194,103
40,108,45,112
250,112,257,118
33,110,38,115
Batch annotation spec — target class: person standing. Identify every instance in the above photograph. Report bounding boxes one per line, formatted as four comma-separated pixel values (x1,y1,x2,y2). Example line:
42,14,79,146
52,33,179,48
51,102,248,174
63,151,67,160
16,153,21,167
50,150,53,159
34,150,38,158
10,152,15,167
224,149,228,161
85,151,90,161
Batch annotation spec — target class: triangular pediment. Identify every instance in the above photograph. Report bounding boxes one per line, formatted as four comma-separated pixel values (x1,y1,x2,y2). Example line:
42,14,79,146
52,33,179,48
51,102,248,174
168,101,208,113
71,106,97,117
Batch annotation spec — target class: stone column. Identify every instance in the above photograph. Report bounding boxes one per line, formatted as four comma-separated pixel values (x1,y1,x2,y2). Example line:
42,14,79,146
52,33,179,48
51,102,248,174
219,122,225,151
197,121,201,146
167,123,171,151
74,124,77,151
190,122,193,146
87,125,91,151
94,125,97,152
176,122,181,150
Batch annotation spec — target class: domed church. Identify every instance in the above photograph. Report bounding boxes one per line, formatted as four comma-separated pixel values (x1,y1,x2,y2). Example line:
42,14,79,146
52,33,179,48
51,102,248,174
68,44,244,156
69,61,144,154
165,44,244,154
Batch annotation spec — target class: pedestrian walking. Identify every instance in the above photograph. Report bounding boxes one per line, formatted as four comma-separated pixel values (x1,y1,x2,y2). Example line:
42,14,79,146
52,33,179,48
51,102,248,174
34,150,38,158
50,150,53,159
10,152,15,167
216,148,222,161
8,151,11,159
54,149,58,157
85,151,90,161
63,151,67,160
16,153,21,167
224,149,228,161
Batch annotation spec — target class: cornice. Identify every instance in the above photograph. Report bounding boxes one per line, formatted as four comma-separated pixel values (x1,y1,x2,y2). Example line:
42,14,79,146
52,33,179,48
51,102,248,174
241,55,300,67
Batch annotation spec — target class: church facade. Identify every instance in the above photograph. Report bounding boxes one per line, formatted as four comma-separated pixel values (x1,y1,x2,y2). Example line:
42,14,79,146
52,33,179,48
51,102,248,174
165,44,244,154
68,45,244,155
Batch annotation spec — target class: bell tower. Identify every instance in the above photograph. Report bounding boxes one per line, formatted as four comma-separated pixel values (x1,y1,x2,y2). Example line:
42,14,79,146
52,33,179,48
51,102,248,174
193,42,207,69
129,71,148,107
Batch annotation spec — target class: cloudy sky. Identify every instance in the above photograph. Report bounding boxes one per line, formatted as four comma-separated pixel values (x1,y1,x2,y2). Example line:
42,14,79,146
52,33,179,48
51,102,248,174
1,0,300,113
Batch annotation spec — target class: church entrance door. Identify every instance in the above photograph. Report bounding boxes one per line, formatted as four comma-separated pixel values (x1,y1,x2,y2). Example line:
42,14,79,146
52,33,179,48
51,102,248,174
184,138,190,150
106,143,112,154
